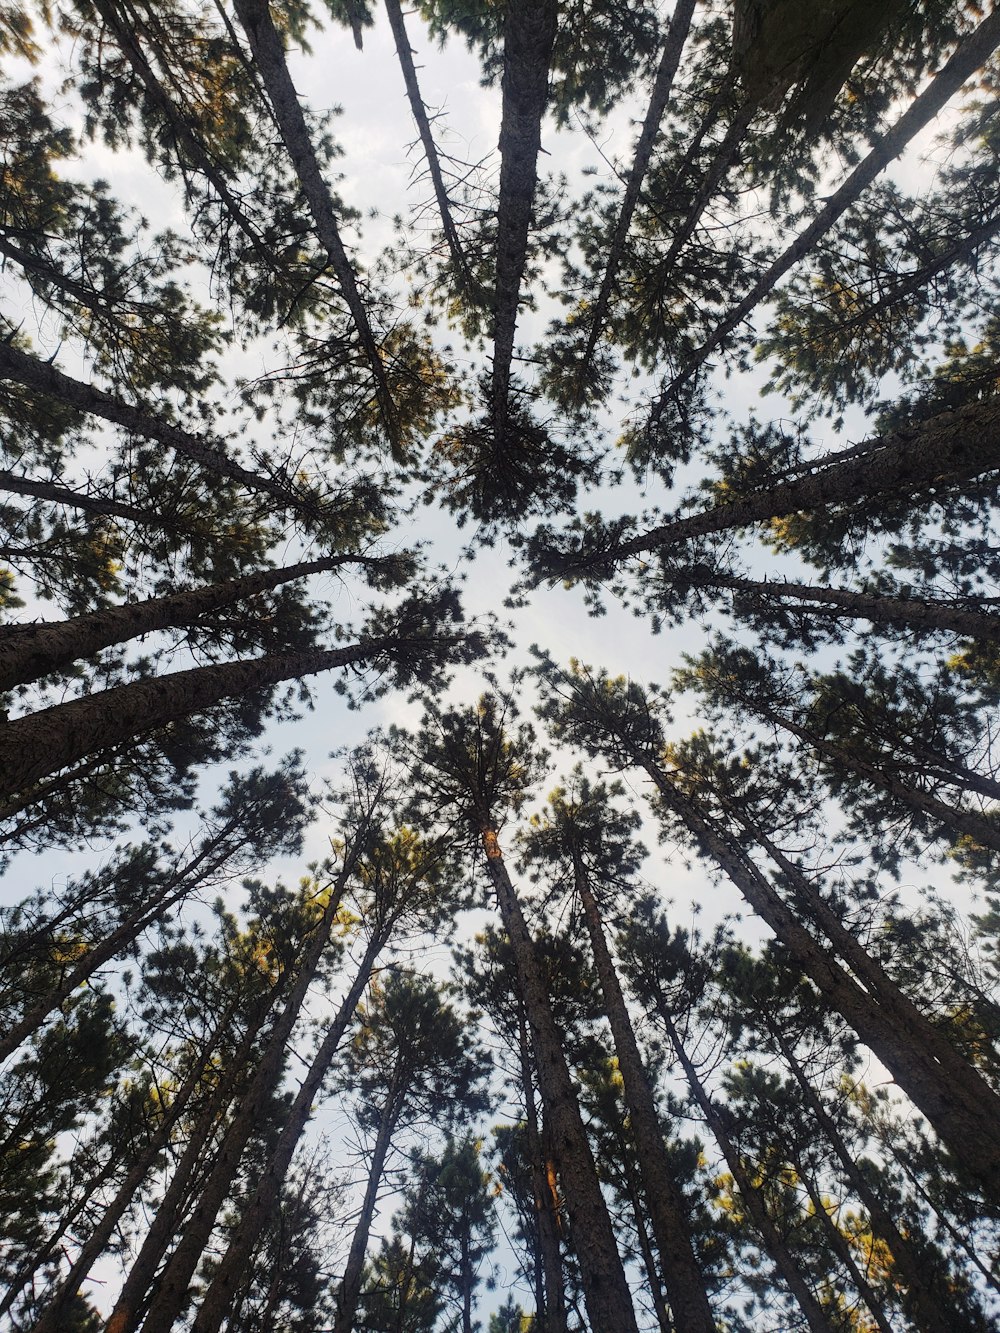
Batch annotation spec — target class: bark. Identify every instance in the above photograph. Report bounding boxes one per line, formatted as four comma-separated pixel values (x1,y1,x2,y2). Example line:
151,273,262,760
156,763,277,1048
231,0,401,455
0,471,153,526
0,630,454,802
30,998,240,1333
683,568,1000,647
657,1007,834,1333
772,1030,963,1333
0,554,382,692
332,1073,407,1333
124,850,364,1332
643,764,1000,1199
100,987,285,1333
0,812,248,1065
572,853,714,1332
491,0,559,446
190,929,386,1333
660,7,1000,400
517,1009,567,1333
579,0,698,374
563,395,1000,572
383,0,481,304
479,823,641,1333
0,342,328,522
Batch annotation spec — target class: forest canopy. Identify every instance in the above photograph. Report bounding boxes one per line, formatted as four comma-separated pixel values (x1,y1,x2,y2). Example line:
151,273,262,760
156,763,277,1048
3,1,1000,1330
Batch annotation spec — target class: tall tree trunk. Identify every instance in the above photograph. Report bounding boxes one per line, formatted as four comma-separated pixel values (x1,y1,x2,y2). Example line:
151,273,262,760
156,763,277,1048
0,631,450,802
231,0,401,456
517,1009,567,1333
572,852,714,1332
332,1074,406,1333
190,929,387,1333
0,553,385,691
0,470,153,526
771,1028,965,1333
383,0,481,304
579,0,698,377
659,6,1000,398
655,1005,834,1333
0,342,328,523
115,846,366,1333
642,764,1000,1199
478,821,641,1333
491,0,559,446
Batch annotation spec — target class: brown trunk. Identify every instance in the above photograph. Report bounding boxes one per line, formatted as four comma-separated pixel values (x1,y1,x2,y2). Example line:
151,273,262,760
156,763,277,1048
658,1007,834,1333
491,0,559,446
120,853,363,1332
231,0,401,455
517,1010,567,1333
0,554,377,691
573,854,714,1332
0,631,445,802
644,766,1000,1199
0,470,153,525
662,7,1000,397
0,343,326,522
190,929,386,1333
479,824,641,1333
579,0,698,374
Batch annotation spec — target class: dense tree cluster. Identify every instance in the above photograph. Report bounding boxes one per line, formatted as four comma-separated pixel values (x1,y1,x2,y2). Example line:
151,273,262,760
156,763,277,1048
2,0,1000,1329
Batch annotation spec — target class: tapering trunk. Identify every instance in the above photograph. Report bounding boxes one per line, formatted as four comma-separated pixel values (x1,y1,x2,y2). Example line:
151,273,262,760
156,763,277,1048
0,632,426,803
383,0,481,304
491,0,558,445
517,1010,567,1333
644,765,1000,1199
662,6,1000,396
0,470,153,526
580,0,698,373
657,1007,834,1333
0,554,376,691
773,1030,964,1333
332,1077,406,1333
479,824,641,1333
231,0,400,454
684,569,1000,647
573,854,714,1332
575,395,1000,570
0,342,326,522
190,929,386,1333
31,998,240,1333
119,853,363,1332
0,815,246,1065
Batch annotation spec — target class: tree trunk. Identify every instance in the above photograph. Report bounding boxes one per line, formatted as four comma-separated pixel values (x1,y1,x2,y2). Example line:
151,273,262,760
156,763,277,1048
0,342,328,523
190,929,387,1333
0,470,153,526
332,1075,406,1333
491,0,559,446
662,6,1000,397
644,765,1000,1199
517,1009,567,1333
231,0,401,456
119,849,364,1332
572,853,714,1332
0,631,448,803
479,822,641,1333
0,553,379,691
579,0,698,374
656,1006,834,1333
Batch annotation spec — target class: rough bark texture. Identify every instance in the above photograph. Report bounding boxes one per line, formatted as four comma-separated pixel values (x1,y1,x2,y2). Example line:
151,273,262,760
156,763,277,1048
662,6,1000,397
0,632,449,802
0,554,368,691
480,824,641,1333
573,855,714,1332
491,0,558,445
232,0,401,454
